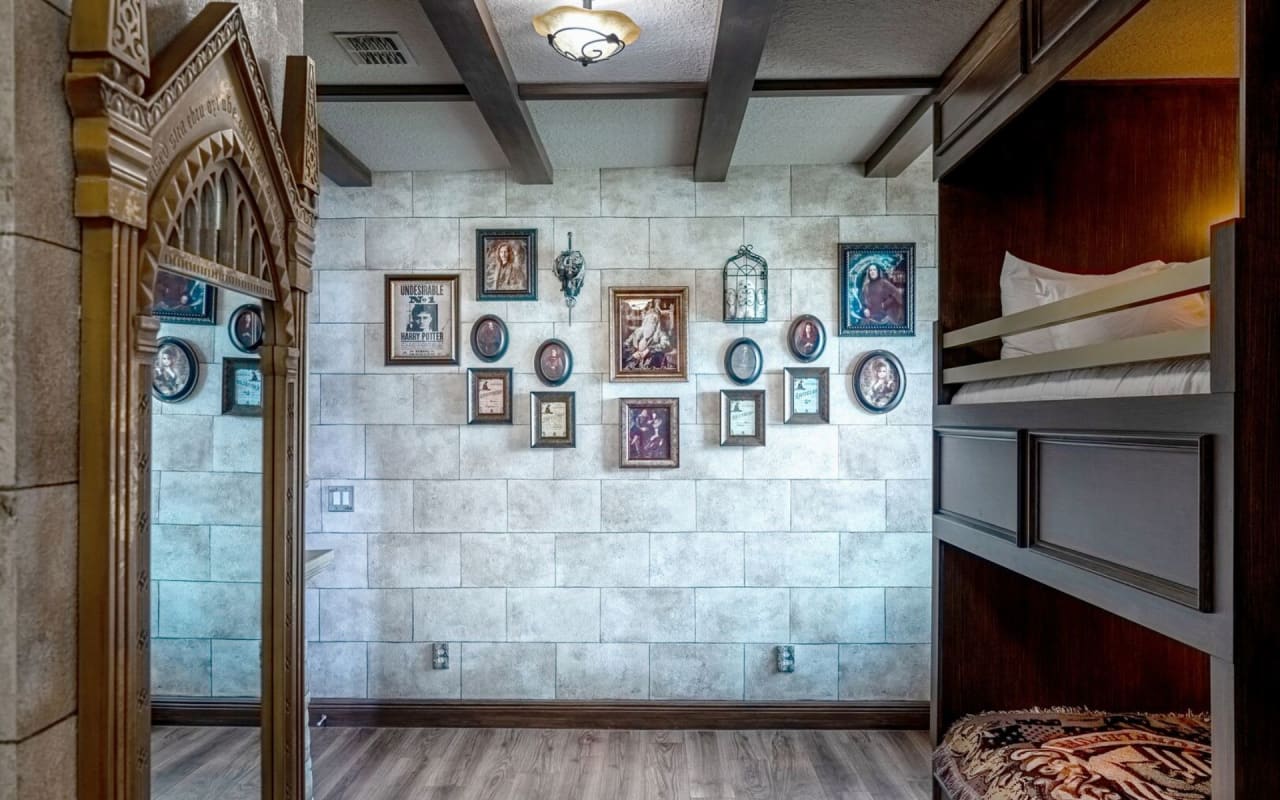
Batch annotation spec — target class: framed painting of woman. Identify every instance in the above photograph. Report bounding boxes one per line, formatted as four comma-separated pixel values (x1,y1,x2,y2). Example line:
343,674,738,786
838,243,915,336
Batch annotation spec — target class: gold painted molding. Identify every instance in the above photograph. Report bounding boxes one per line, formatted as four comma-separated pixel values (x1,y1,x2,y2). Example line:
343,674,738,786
68,3,316,799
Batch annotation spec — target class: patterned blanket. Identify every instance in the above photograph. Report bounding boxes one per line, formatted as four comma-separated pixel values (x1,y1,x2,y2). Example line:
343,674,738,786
934,709,1211,800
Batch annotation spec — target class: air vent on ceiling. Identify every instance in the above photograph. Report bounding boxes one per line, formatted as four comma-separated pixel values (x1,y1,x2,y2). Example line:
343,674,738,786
334,32,416,66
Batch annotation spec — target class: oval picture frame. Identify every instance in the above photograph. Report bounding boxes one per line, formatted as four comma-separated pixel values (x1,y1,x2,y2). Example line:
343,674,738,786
152,337,200,403
852,349,907,414
788,314,827,362
471,314,510,362
535,338,574,386
723,337,763,385
228,303,265,354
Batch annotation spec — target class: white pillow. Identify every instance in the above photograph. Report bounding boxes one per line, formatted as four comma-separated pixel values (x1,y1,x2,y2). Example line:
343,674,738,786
999,253,1163,358
1039,258,1210,351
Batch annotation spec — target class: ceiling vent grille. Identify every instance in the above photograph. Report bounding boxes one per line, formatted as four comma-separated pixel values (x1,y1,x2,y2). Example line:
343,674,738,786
334,32,416,66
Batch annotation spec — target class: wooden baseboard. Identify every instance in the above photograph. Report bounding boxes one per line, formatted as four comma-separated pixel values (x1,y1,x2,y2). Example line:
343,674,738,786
153,697,929,730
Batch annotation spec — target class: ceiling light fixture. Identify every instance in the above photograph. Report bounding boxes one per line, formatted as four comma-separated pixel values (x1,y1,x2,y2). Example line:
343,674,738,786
532,1,640,67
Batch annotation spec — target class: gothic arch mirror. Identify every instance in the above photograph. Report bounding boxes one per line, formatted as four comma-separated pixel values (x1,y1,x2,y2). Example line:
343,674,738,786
67,3,317,798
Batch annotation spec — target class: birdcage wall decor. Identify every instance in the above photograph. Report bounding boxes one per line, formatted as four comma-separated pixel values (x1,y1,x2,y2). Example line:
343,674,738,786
722,245,769,323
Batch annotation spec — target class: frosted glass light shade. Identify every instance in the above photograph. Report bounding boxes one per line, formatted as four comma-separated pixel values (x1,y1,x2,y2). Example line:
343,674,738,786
532,4,641,66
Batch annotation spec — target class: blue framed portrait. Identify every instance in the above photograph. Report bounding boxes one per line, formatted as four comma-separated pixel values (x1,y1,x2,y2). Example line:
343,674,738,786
838,243,915,337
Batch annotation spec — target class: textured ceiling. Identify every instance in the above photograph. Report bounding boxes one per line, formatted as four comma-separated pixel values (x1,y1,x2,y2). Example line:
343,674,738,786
757,0,1003,79
732,96,919,165
489,0,720,83
528,99,704,168
320,102,507,171
306,0,461,84
1068,0,1238,80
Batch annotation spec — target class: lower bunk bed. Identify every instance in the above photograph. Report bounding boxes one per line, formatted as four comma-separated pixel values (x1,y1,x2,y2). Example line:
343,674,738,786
930,227,1237,799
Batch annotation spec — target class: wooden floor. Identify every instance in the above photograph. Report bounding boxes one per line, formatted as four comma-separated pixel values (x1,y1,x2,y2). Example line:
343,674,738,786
152,726,933,800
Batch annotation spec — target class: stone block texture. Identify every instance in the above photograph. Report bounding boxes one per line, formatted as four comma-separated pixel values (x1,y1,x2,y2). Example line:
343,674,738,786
303,162,937,702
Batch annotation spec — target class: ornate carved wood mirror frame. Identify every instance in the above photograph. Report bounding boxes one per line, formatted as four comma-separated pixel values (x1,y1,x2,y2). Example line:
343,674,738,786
66,3,316,798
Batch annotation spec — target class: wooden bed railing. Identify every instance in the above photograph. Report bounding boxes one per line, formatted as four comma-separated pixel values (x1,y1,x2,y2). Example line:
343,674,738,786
940,257,1213,386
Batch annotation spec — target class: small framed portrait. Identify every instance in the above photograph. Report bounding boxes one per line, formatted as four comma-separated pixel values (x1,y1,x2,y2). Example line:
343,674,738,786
385,274,461,365
724,337,763,385
152,337,200,403
535,339,573,387
720,390,766,447
839,243,915,336
619,398,680,468
531,391,576,449
222,358,263,417
788,314,827,362
471,314,509,362
153,270,217,325
467,368,513,424
852,350,907,413
784,367,829,424
476,229,537,301
228,304,265,354
610,287,689,382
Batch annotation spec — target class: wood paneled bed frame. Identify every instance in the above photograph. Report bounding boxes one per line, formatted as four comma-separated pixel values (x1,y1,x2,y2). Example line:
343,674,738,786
930,1,1279,798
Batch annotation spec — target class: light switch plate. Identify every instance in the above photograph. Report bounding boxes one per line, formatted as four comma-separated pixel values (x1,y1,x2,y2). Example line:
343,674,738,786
326,485,354,512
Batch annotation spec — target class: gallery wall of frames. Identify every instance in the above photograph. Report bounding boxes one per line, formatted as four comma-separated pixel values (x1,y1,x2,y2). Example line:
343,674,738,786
149,283,268,698
294,160,938,704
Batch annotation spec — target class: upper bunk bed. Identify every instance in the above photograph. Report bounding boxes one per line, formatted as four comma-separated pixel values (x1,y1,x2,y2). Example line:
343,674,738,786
927,0,1280,798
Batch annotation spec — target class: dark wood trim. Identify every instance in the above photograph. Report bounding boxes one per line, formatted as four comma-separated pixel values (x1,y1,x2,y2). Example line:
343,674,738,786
520,82,706,101
153,697,261,726
319,126,372,188
750,77,936,97
153,698,929,731
865,95,935,178
316,83,472,102
315,78,939,105
693,0,782,182
415,0,552,184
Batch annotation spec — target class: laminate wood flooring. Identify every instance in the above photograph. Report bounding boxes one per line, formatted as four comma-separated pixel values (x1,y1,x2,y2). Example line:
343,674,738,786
152,726,933,800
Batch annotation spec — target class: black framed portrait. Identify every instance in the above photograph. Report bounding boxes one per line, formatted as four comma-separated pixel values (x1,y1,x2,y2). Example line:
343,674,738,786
724,337,763,385
228,304,264,354
839,242,915,336
531,391,576,449
535,339,573,387
619,398,680,468
153,269,217,325
852,350,907,413
720,390,766,447
152,337,200,403
222,358,263,417
476,229,537,301
470,314,509,362
788,314,827,362
467,368,514,424
783,367,829,424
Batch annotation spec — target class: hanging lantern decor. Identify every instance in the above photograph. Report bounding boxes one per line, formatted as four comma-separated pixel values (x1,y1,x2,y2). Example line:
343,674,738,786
722,244,768,323
553,232,586,323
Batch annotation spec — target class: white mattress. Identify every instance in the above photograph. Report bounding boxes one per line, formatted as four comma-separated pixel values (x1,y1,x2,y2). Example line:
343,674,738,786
951,356,1211,404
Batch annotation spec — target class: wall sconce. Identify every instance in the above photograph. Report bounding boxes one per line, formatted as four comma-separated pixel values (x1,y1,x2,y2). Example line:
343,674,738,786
553,232,586,323
723,244,769,323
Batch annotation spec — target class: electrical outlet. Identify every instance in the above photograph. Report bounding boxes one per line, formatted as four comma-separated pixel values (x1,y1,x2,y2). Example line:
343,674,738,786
775,645,795,673
326,485,354,512
432,642,449,670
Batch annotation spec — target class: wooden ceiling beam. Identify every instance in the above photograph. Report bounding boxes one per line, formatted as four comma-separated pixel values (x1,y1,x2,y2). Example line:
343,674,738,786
319,126,372,187
314,78,941,103
864,95,935,178
416,0,553,184
693,0,783,182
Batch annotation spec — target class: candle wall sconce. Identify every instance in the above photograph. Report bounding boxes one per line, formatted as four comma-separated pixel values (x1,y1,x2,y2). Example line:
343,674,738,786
723,244,768,323
554,231,586,323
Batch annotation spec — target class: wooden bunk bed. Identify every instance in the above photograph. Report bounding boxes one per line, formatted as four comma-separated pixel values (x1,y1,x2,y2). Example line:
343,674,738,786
928,1,1279,798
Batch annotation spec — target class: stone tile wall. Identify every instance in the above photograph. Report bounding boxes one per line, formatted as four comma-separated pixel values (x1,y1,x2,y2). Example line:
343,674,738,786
149,290,264,698
0,1,300,793
305,159,937,702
